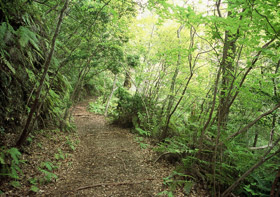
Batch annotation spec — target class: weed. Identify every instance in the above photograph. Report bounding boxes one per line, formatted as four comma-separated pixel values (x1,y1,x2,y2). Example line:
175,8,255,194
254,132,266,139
135,137,149,149
30,185,39,192
37,142,43,149
10,180,21,188
54,148,65,160
88,98,105,114
135,127,151,137
0,147,24,180
65,136,75,151
38,161,58,184
29,178,39,192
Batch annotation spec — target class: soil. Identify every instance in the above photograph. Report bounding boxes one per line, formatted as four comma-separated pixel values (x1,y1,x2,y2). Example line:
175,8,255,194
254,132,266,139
47,99,175,196
1,99,209,196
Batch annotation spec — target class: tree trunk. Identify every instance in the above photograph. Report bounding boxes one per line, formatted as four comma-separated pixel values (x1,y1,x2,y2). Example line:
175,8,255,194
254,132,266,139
222,138,280,197
271,167,280,197
123,69,131,89
60,53,96,130
218,10,238,128
105,74,117,116
16,0,69,147
161,25,183,139
252,132,258,152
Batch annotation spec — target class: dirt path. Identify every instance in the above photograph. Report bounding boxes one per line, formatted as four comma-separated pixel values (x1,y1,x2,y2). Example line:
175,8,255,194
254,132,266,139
49,99,174,196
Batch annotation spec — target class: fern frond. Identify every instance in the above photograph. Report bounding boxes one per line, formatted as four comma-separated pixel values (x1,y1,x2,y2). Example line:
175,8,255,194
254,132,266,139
0,23,7,48
0,22,15,48
1,51,15,74
7,148,21,165
17,26,40,51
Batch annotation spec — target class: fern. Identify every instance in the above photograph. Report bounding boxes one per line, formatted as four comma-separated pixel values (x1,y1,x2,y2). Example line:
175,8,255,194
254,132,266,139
0,152,5,164
135,127,151,136
7,148,21,165
25,68,37,83
10,180,21,188
0,22,15,48
38,168,58,183
1,53,15,74
0,147,23,180
0,22,16,74
0,22,8,48
16,26,40,51
40,161,57,171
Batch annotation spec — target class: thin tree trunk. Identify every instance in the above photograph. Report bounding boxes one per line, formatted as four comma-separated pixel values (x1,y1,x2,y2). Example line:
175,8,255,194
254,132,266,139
151,63,167,104
198,65,222,151
164,73,193,135
252,132,258,148
227,38,276,110
161,25,183,138
271,167,280,197
105,74,117,116
123,69,131,89
16,0,69,147
222,138,280,197
215,5,242,129
60,53,95,129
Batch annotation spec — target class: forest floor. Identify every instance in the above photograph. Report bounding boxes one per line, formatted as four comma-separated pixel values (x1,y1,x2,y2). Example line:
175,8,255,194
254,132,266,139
47,99,177,196
1,99,209,196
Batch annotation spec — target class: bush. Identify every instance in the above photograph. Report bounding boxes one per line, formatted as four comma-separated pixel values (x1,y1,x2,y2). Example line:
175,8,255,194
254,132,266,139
113,88,146,128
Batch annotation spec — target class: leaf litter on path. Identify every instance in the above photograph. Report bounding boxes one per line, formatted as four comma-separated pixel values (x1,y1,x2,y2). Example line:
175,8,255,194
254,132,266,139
47,100,176,197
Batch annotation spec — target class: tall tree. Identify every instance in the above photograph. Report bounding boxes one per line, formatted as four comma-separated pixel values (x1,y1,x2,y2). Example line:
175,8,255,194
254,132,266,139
17,0,70,147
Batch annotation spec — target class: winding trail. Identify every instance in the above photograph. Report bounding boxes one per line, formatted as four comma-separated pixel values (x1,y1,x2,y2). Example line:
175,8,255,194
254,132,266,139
49,99,174,196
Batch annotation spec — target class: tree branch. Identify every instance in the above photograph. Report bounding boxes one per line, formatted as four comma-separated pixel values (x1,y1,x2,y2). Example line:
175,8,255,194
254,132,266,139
225,102,280,142
222,138,280,196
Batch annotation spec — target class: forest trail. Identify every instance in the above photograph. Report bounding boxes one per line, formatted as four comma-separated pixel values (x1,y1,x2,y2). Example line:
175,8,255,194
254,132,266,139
49,99,174,196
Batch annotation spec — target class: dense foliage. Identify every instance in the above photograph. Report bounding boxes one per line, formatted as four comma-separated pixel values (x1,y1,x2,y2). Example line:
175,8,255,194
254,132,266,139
1,0,280,196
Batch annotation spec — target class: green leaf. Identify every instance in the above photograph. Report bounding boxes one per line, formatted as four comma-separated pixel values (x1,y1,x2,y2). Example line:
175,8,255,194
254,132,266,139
140,142,149,149
0,22,15,48
183,181,193,194
10,181,21,188
44,162,53,171
8,148,21,165
40,161,57,171
40,169,58,181
30,185,39,192
0,152,5,164
135,127,151,136
29,178,37,185
2,57,15,74
158,190,173,196
27,137,33,143
168,191,174,197
54,153,60,160
10,165,20,179
17,26,40,51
